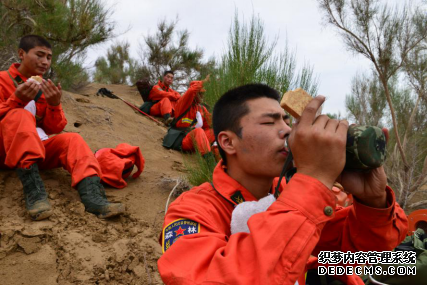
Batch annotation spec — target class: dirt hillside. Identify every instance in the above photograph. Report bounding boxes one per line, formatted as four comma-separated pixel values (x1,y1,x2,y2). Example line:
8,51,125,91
0,83,187,285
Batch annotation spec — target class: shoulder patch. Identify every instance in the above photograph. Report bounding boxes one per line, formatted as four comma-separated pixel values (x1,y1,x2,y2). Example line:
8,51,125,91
162,219,200,253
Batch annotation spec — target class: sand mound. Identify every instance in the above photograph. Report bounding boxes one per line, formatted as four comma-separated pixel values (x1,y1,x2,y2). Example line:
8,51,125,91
0,83,188,284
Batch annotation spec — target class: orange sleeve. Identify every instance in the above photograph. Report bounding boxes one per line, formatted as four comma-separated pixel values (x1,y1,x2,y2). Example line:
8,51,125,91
148,85,181,101
0,92,27,120
174,81,204,118
158,175,408,284
313,186,408,255
158,174,337,284
40,103,67,135
0,73,27,119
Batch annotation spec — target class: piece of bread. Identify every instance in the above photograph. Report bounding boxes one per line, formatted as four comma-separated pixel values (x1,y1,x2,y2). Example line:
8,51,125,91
280,88,313,119
28,76,43,84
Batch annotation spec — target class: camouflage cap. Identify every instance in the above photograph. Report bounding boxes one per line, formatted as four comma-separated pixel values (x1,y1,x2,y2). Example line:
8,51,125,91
345,125,387,171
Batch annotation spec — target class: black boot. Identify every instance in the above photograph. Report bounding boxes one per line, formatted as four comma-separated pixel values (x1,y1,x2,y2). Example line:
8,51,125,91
77,176,125,218
16,164,53,221
163,113,174,126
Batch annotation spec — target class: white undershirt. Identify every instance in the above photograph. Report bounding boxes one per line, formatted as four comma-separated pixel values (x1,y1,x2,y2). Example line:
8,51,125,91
24,100,49,141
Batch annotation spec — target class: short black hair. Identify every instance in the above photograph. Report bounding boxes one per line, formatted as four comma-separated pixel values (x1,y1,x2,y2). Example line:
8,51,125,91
19,35,52,52
213,84,280,163
163,70,174,77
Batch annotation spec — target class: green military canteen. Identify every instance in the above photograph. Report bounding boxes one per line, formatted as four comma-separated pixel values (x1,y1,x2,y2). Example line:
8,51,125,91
345,125,387,171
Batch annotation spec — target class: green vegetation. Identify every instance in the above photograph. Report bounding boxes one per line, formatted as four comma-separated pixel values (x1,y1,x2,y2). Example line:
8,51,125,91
321,0,427,209
183,148,217,186
184,13,320,187
203,13,319,108
93,41,140,84
0,0,114,90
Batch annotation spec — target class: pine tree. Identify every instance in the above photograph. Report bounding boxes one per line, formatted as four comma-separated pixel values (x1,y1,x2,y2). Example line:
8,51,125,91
0,0,114,90
136,19,213,91
94,42,136,85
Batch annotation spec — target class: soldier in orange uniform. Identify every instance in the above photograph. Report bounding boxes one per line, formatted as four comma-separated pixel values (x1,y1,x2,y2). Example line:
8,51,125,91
148,71,181,124
158,84,408,284
173,75,215,156
0,35,124,220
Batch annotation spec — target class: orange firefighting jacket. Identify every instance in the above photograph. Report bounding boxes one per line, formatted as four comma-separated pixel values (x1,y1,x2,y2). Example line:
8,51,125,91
158,161,408,285
95,143,145,189
0,63,67,134
148,80,181,102
174,81,211,130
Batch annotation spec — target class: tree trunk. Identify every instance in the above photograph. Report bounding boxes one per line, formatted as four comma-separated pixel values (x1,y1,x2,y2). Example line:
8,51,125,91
381,78,409,171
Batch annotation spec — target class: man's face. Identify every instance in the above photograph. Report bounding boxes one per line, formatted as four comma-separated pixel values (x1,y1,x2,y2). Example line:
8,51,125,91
18,46,52,76
163,73,174,86
233,97,292,178
195,92,204,104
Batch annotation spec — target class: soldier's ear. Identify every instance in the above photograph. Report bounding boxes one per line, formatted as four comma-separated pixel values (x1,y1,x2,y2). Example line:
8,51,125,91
18,49,26,62
218,131,237,157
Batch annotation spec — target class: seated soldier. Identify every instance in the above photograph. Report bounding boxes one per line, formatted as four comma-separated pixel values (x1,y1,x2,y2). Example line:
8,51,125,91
171,74,215,157
147,70,181,125
157,84,408,284
0,35,125,221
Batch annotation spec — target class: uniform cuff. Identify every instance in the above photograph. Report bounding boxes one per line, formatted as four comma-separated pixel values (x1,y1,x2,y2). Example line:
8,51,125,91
276,173,336,224
8,93,27,107
47,103,63,111
351,186,396,226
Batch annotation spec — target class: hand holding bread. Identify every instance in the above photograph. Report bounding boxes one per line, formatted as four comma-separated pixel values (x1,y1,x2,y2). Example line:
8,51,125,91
283,88,387,207
41,79,62,106
15,80,41,102
287,94,349,189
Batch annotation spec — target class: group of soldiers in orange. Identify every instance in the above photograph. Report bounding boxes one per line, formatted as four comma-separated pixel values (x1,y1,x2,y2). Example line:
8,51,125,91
145,71,216,158
0,34,411,285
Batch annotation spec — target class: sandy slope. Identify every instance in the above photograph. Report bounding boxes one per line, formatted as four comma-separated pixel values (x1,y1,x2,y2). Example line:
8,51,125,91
0,83,187,284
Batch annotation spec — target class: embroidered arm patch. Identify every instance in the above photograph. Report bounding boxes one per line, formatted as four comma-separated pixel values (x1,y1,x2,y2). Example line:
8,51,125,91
162,219,200,253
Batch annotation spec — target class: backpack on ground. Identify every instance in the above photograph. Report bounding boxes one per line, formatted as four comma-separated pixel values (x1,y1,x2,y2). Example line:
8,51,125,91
136,78,155,114
136,78,153,102
367,228,427,285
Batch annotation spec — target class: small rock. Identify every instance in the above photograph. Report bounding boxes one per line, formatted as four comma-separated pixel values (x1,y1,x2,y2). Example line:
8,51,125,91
21,227,45,237
92,233,107,243
49,191,59,200
17,236,41,254
132,264,145,278
143,228,154,238
127,258,139,271
71,203,85,216
76,98,91,103
129,228,138,237
85,256,91,261
105,270,110,281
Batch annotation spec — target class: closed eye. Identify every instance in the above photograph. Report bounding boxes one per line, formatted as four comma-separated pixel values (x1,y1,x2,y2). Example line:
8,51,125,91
261,122,274,125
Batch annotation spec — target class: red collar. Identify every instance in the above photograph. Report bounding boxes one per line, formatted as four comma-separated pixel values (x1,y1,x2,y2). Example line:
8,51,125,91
158,80,171,91
8,63,26,80
211,160,281,206
8,63,44,81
